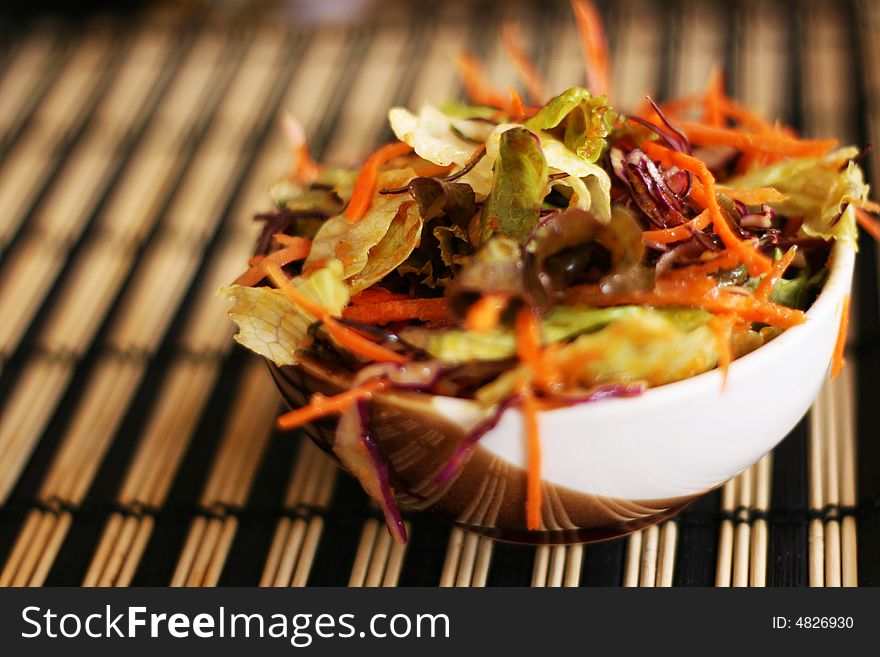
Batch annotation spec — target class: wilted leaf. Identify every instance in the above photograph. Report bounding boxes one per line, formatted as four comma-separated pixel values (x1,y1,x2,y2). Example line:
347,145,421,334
305,169,416,280
407,176,475,226
480,127,548,243
220,260,349,366
349,201,424,294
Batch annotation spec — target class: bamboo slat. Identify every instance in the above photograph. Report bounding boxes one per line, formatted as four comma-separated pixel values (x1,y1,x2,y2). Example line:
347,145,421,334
349,519,411,588
0,24,60,140
170,360,278,586
439,528,494,588
0,356,74,504
532,544,583,587
800,0,860,589
0,237,68,357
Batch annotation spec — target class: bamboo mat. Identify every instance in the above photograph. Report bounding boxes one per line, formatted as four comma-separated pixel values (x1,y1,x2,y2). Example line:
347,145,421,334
0,0,878,587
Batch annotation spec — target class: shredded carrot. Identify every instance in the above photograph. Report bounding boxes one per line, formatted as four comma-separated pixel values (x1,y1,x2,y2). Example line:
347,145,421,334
650,273,800,327
720,98,777,134
515,307,544,371
519,383,542,531
660,250,742,282
273,234,300,246
234,237,312,287
656,94,703,118
261,261,327,318
281,112,321,184
754,246,797,301
565,279,806,329
675,119,837,158
294,143,321,184
641,209,711,244
858,199,880,213
350,287,412,306
343,297,450,324
345,141,414,223
640,140,772,276
703,67,725,127
465,294,508,332
572,0,611,97
500,21,546,105
831,294,851,379
455,51,510,109
323,317,409,364
263,261,409,363
707,314,734,388
657,94,784,136
511,306,545,530
856,207,880,241
276,378,387,430
716,186,788,205
506,86,525,118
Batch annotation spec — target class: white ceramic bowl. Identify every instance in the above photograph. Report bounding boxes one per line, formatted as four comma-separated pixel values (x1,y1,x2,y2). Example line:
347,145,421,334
271,240,854,544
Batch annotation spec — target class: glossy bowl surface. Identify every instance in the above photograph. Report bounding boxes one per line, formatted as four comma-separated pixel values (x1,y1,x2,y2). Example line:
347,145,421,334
269,240,854,543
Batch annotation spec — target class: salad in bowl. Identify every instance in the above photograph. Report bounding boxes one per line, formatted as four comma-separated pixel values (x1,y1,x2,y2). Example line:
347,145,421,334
222,2,877,543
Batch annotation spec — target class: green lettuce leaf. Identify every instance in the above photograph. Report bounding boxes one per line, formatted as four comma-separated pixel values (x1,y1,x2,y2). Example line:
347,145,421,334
474,308,717,405
480,127,548,242
220,260,349,366
438,101,498,120
269,166,359,213
727,147,868,246
538,137,612,222
525,87,616,163
400,305,646,362
752,264,827,310
388,101,613,220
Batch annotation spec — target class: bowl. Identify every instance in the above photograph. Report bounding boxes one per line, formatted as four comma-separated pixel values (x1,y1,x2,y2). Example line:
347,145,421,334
268,239,855,544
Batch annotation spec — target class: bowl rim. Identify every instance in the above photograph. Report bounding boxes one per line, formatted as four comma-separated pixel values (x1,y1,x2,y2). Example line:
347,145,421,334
425,238,855,417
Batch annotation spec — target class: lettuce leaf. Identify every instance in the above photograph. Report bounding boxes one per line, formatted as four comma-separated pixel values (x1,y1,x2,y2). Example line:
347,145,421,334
438,101,498,120
474,308,717,405
480,127,548,242
270,166,358,212
220,260,349,366
727,147,868,246
525,206,644,301
400,305,645,362
525,87,616,163
758,266,827,310
448,235,527,315
305,169,419,283
388,105,496,195
388,102,613,220
389,105,476,167
538,137,612,222
407,176,475,226
434,223,472,268
348,200,423,294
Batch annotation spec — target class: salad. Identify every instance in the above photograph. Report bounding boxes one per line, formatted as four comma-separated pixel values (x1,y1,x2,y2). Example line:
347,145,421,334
223,1,879,542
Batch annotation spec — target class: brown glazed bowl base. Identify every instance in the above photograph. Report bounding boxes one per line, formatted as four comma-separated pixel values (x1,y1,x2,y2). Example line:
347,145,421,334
269,359,703,545
449,498,698,545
